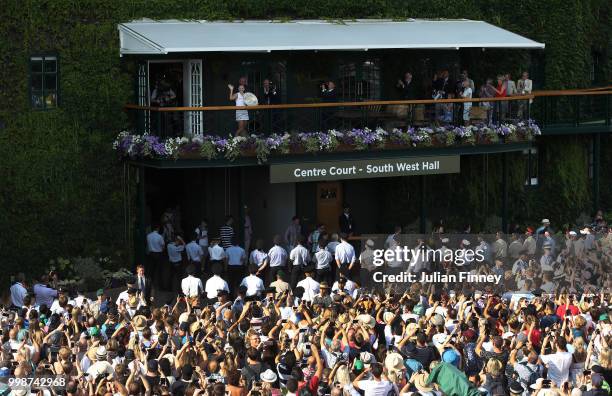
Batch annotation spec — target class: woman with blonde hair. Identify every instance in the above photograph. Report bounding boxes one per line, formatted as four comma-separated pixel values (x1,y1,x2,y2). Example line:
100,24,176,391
481,358,505,395
569,337,587,384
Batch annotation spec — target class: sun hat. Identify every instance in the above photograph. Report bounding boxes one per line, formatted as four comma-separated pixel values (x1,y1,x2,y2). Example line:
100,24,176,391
178,312,190,324
132,315,148,332
360,352,374,368
261,369,278,383
413,372,434,392
384,352,404,372
357,314,376,328
431,314,445,327
96,346,108,360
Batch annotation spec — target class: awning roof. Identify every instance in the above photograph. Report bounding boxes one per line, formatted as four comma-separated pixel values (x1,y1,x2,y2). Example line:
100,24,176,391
118,19,545,55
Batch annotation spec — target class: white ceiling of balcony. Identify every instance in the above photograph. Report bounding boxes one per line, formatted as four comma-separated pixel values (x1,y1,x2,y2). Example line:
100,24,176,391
118,19,545,55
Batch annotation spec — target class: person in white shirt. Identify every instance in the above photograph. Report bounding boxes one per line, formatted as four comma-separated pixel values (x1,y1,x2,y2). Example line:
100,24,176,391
353,362,397,396
384,226,402,249
181,264,204,306
289,237,310,289
539,336,573,387
10,273,28,309
146,225,165,288
249,239,268,269
296,266,320,302
259,235,288,285
314,239,333,285
335,233,356,278
166,235,185,292
326,233,340,256
226,241,247,291
517,71,533,119
208,237,226,269
204,267,230,302
240,265,265,297
186,235,204,265
33,274,58,308
332,275,355,298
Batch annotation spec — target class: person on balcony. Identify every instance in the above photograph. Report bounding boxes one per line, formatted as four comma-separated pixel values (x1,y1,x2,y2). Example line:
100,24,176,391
262,79,281,131
505,73,517,118
480,78,496,125
229,84,249,137
517,71,533,119
461,79,473,126
397,72,417,124
492,75,507,124
262,79,279,105
151,78,178,136
320,81,337,130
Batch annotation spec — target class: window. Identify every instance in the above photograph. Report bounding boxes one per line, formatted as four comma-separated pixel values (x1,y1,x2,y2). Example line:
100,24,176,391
30,55,58,109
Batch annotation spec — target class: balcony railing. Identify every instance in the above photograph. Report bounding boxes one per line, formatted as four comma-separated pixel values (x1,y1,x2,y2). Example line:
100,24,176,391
125,89,611,139
126,95,541,139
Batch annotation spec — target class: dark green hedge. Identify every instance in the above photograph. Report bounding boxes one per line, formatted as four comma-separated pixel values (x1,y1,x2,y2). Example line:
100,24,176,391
0,1,610,280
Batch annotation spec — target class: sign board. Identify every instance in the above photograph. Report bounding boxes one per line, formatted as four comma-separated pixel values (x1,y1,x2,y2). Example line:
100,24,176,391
270,155,460,183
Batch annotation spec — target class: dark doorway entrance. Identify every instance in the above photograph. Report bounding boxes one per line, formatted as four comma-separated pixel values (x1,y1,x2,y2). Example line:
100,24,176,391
316,181,343,234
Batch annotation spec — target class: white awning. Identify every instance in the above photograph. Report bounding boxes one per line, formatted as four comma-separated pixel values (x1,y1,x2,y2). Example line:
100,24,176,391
118,19,544,55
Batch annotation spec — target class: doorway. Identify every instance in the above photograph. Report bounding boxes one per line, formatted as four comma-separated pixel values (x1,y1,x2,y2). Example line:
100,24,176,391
316,182,343,234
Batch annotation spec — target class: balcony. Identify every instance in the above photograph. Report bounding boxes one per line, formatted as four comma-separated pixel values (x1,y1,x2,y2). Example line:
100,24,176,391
117,89,611,165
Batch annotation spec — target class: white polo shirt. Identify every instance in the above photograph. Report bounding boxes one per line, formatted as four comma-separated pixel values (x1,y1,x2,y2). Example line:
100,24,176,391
205,275,229,299
267,245,288,267
209,244,226,261
226,245,246,266
167,243,184,263
240,275,265,296
146,231,165,253
250,249,268,267
289,245,310,266
186,241,204,262
296,277,320,302
181,275,204,297
335,241,356,265
10,283,28,307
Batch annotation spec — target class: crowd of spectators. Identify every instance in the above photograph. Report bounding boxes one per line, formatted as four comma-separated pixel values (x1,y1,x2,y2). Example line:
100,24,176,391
3,214,612,396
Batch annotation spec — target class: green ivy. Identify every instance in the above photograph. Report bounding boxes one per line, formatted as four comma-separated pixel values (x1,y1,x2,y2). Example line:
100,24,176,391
0,0,610,283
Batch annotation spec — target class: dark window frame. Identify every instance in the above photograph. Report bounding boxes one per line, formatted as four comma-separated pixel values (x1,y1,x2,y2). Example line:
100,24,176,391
29,53,59,110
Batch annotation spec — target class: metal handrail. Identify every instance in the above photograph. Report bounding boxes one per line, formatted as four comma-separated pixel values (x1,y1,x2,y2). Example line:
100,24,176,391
124,89,611,112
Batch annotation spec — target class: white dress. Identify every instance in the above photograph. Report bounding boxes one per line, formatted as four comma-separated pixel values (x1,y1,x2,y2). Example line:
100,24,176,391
235,92,249,121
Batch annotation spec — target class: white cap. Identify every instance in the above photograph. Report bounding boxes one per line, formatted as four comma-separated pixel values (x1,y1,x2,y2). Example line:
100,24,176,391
542,218,550,224
461,239,471,246
569,231,577,236
441,238,449,243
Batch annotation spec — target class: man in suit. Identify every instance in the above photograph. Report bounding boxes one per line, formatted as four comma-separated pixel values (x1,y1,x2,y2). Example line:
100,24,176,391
320,80,338,130
135,264,153,305
397,72,417,100
338,205,355,236
262,79,281,133
261,79,279,105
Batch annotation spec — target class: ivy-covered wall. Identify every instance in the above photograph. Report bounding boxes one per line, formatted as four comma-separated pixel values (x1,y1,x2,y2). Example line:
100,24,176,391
0,1,610,280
